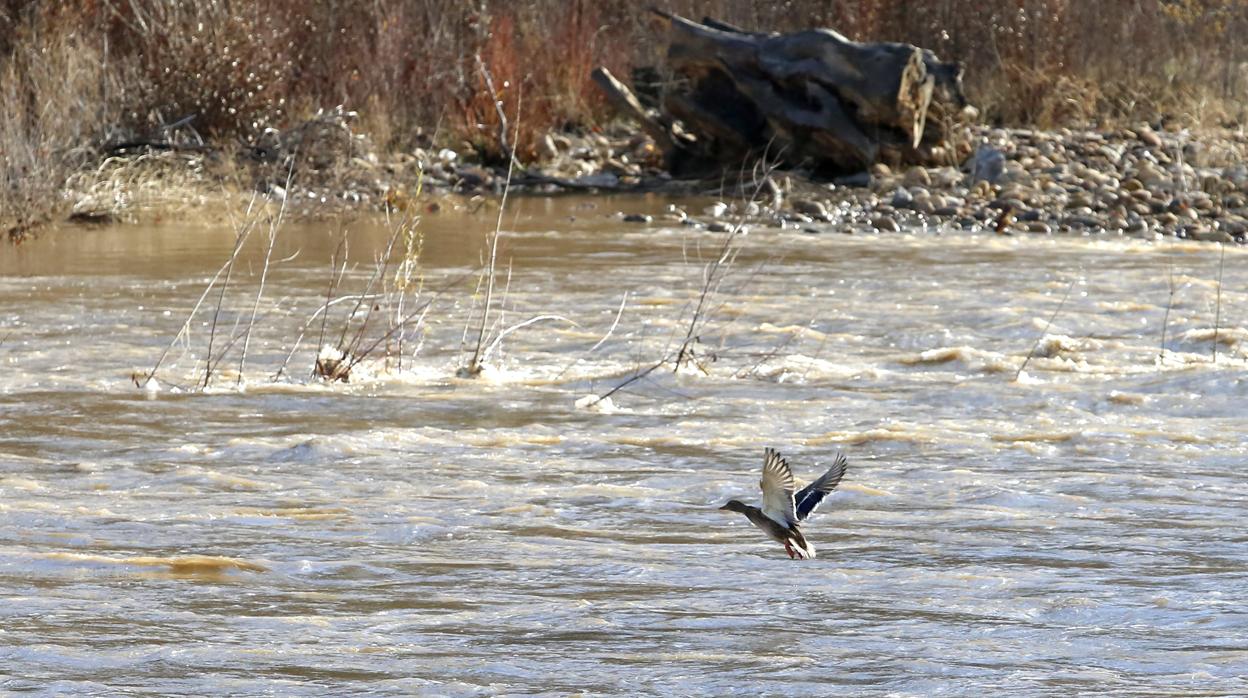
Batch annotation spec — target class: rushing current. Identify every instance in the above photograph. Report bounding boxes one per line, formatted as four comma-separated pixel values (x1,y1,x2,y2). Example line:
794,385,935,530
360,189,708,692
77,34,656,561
2,195,1246,695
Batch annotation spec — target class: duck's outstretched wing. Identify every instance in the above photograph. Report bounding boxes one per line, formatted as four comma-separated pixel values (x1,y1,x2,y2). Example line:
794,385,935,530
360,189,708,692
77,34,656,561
795,452,848,521
759,448,798,527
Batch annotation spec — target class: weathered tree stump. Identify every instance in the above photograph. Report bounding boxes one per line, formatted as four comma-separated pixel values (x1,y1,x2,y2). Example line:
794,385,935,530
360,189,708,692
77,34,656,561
594,12,971,176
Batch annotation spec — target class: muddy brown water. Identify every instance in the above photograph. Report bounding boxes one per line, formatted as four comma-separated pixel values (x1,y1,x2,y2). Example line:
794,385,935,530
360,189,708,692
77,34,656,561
2,195,1246,694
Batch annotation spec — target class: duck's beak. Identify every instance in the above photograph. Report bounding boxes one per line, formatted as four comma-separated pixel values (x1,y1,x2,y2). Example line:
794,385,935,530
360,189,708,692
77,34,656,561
717,503,731,511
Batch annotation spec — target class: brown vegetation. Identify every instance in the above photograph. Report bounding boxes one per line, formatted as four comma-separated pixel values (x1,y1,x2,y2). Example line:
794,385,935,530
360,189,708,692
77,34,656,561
3,1,1247,236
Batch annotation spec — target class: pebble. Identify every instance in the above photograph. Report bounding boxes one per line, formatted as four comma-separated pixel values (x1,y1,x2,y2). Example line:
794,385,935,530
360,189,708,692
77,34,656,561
872,215,900,233
1137,128,1164,148
903,167,931,187
792,199,829,219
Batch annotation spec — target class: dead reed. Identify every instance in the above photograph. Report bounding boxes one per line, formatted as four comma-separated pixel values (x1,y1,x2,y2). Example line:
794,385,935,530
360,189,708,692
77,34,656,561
588,157,778,405
1159,261,1179,366
1213,242,1226,362
1014,278,1077,382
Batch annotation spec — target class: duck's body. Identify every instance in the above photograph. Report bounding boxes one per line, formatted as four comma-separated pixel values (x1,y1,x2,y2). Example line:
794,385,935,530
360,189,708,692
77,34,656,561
720,448,848,559
719,499,817,558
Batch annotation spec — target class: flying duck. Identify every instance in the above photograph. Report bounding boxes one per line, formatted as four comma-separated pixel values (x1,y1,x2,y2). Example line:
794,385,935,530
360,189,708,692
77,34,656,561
719,448,848,559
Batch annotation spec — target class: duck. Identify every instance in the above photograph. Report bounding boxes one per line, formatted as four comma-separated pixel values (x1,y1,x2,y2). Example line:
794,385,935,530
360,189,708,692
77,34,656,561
719,448,848,559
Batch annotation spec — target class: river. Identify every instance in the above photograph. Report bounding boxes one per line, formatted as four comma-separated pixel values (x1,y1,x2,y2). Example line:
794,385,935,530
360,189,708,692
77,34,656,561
1,195,1246,695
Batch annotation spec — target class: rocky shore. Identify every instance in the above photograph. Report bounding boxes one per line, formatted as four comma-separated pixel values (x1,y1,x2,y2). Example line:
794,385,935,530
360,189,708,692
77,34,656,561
786,124,1248,243
53,107,1248,245
604,123,1248,244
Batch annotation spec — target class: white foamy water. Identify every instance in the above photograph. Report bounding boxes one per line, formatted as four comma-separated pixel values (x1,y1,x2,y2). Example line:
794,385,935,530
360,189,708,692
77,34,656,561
1,197,1246,694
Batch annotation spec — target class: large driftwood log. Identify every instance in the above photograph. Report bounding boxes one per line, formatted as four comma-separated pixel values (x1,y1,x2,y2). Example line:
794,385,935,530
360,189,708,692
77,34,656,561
595,13,970,176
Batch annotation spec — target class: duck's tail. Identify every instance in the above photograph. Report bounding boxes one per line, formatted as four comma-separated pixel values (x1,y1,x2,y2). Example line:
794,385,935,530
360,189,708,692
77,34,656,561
788,528,817,560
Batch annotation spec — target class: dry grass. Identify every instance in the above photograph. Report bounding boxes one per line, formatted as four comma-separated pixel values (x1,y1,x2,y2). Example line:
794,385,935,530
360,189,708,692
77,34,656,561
0,17,117,238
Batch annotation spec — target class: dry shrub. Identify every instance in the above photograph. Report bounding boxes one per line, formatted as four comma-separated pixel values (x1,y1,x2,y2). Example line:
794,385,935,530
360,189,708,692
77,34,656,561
812,0,1248,128
0,10,115,237
454,3,626,162
100,1,299,136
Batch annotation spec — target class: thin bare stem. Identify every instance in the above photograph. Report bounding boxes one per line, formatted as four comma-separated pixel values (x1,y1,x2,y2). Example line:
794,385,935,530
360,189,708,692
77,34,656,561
555,292,629,380
273,293,384,381
1160,260,1177,366
317,231,349,356
237,162,293,386
673,155,778,372
590,153,780,403
337,220,403,354
142,194,259,388
1015,278,1076,382
343,273,473,375
481,315,578,364
1213,243,1225,363
343,219,406,358
591,357,669,405
202,218,255,388
734,327,804,379
474,53,522,170
465,83,521,375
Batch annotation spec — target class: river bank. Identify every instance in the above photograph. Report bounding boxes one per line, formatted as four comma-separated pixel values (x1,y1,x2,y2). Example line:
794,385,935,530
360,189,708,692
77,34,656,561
15,116,1248,247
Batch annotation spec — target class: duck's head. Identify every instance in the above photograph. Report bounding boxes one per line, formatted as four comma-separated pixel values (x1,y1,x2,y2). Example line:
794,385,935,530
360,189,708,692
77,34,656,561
719,500,748,513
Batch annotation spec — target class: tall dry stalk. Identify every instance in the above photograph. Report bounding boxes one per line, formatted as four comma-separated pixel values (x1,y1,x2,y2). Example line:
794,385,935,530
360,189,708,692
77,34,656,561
1159,260,1178,366
460,83,522,377
236,160,294,386
201,220,254,388
672,153,782,373
589,154,778,405
387,174,427,371
1213,242,1226,363
139,195,261,388
1014,278,1076,382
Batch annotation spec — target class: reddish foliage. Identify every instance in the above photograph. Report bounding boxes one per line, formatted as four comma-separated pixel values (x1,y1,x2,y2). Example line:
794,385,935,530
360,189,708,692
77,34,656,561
1,0,1247,148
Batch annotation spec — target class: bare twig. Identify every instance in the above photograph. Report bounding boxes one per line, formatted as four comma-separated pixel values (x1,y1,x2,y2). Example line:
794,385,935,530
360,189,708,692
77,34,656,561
237,159,294,386
589,151,781,403
390,173,425,371
672,154,781,372
273,293,384,380
464,84,521,376
316,230,350,362
1015,278,1076,382
480,315,578,365
343,273,473,376
1213,242,1225,363
475,53,517,168
142,194,260,388
1160,260,1177,366
555,292,629,380
734,327,805,379
591,357,670,405
337,219,405,356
